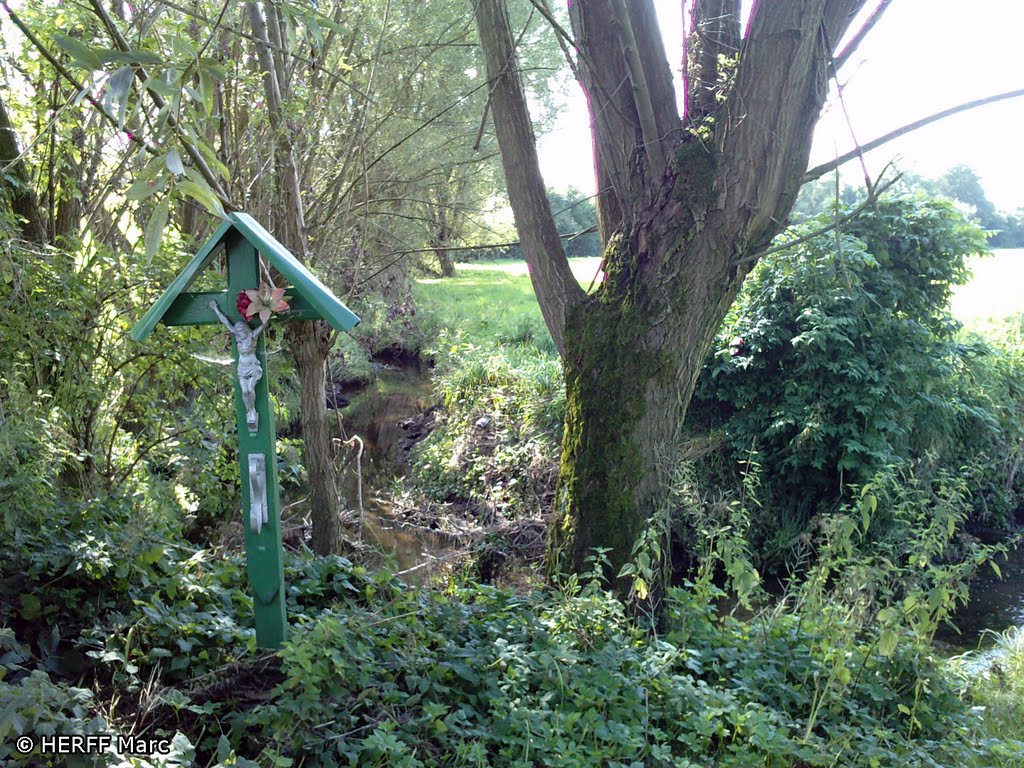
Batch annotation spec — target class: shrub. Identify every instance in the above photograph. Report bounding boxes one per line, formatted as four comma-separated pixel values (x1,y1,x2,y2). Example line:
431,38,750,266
233,561,996,768
690,195,1006,559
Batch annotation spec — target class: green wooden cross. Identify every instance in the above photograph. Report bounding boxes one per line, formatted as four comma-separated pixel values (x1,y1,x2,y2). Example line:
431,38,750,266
131,213,359,648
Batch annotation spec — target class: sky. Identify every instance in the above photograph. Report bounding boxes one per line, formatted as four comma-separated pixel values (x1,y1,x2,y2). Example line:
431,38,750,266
537,0,1024,212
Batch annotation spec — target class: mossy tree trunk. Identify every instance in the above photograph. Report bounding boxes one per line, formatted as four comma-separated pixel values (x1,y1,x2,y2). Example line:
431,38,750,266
477,0,874,595
551,183,751,589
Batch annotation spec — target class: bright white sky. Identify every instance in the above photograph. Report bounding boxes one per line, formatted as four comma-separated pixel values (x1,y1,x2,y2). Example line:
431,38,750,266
537,0,1024,212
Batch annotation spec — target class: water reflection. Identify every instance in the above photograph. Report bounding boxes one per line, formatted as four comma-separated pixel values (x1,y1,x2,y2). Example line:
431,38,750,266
332,365,457,581
937,545,1024,651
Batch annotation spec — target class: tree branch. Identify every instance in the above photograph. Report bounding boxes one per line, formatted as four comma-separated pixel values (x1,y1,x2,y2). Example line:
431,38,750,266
737,172,902,265
804,88,1024,183
1,2,154,155
474,0,584,356
86,0,232,205
609,0,665,173
685,0,741,120
833,0,893,71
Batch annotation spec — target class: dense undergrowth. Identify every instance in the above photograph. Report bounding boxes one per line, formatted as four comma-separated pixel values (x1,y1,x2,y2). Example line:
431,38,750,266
689,196,1024,565
3,489,1023,767
409,198,1024,563
5,196,1024,766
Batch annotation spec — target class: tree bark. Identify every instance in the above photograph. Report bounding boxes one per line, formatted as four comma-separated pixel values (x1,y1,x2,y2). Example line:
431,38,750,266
436,246,456,278
288,320,340,555
478,0,871,597
685,0,742,120
0,94,46,245
431,183,457,277
473,0,584,357
550,169,752,591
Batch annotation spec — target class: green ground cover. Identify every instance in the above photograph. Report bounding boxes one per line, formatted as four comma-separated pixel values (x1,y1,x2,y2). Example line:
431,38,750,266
413,258,601,354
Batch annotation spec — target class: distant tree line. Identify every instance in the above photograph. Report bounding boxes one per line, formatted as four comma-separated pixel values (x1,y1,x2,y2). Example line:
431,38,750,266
794,164,1024,247
459,187,601,262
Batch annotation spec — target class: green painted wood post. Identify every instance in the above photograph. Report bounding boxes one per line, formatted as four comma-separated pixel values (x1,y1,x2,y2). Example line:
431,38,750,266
223,232,287,649
131,214,360,650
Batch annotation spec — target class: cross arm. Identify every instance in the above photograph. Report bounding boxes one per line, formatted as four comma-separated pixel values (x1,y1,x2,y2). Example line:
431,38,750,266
159,290,326,328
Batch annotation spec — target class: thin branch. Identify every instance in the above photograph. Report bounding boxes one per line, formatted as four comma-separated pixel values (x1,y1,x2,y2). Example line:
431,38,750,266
526,0,583,83
738,173,902,265
152,0,371,102
820,22,872,196
472,4,539,155
609,0,665,173
86,0,232,203
804,88,1024,183
833,0,893,71
329,79,494,214
195,0,233,61
1,2,155,155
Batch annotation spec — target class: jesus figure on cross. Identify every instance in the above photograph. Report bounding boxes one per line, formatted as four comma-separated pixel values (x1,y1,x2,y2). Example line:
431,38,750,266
209,299,267,432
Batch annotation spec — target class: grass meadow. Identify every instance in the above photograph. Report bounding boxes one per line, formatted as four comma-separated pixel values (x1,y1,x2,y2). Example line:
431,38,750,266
416,249,1024,349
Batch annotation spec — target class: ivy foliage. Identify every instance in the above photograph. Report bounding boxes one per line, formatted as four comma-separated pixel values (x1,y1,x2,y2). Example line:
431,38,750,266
690,195,1012,556
4,456,1021,767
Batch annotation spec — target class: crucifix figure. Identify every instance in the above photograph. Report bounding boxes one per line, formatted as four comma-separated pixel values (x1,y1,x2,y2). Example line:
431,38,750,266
209,299,267,432
131,212,360,649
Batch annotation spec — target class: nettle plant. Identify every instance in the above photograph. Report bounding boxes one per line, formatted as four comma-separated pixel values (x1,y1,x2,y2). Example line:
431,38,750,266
692,195,987,549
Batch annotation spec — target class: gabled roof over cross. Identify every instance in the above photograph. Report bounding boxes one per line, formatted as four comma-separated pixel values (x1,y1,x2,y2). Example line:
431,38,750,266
131,212,359,340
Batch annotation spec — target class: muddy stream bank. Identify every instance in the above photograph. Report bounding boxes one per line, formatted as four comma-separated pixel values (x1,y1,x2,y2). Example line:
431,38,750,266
327,363,457,580
309,364,1024,653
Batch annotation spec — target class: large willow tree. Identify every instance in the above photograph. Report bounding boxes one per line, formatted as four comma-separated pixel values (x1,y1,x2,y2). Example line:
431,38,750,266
476,0,881,592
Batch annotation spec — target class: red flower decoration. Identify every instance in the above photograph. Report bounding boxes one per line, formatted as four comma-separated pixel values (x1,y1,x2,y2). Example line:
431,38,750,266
236,290,252,317
243,281,290,323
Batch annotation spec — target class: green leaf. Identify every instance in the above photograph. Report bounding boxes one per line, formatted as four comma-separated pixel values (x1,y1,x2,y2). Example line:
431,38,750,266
634,577,649,601
106,67,134,129
216,735,232,763
198,70,215,115
98,49,164,66
138,544,165,565
990,560,1003,579
194,139,230,181
178,179,225,218
876,607,899,625
19,593,41,620
145,69,181,99
199,58,228,81
165,148,185,176
169,35,197,59
145,196,170,266
125,174,166,202
52,34,104,70
876,629,898,657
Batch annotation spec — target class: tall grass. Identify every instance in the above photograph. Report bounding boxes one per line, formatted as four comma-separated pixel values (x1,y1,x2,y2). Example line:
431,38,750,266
414,266,558,357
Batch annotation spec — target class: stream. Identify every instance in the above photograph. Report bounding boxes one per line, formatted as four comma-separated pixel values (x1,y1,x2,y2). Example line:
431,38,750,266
937,544,1024,653
330,363,457,580
320,364,1024,652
